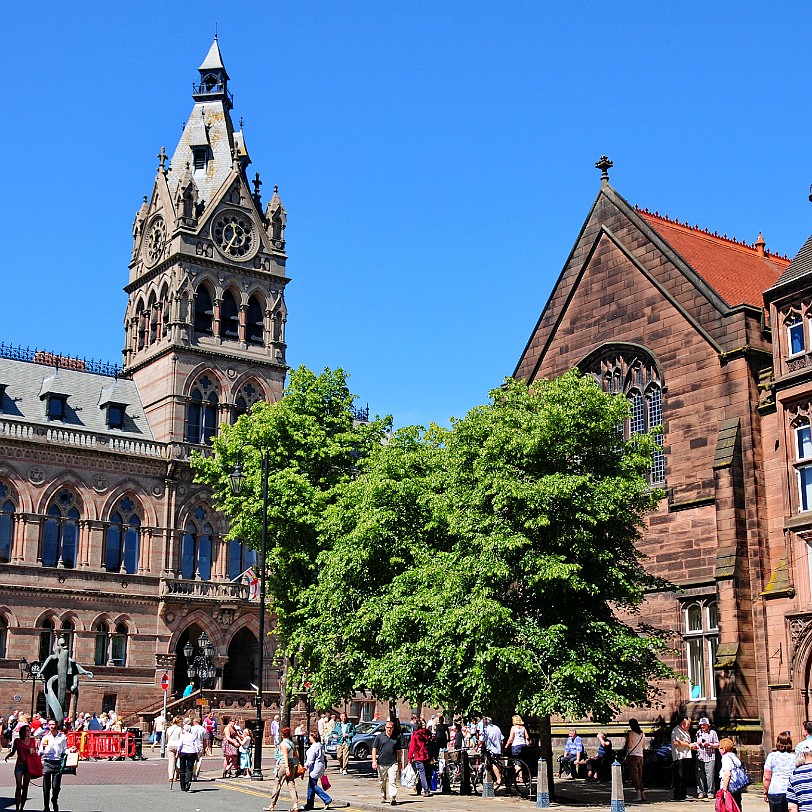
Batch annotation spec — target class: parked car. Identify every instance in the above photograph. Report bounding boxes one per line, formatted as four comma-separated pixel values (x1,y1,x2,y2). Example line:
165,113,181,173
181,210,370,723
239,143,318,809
325,721,414,761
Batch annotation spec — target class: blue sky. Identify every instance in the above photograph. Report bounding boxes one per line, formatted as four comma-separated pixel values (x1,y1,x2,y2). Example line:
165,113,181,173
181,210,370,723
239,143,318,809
3,1,812,428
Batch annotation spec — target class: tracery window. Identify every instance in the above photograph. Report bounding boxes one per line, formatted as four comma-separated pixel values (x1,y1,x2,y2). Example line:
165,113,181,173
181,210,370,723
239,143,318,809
585,349,665,484
221,290,240,340
0,483,16,564
193,284,214,335
105,497,141,574
186,375,219,444
181,506,214,580
41,489,79,568
232,381,261,423
683,600,719,701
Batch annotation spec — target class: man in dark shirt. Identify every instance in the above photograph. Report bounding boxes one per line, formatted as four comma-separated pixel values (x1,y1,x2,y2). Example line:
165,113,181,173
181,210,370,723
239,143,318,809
372,720,402,806
435,715,449,751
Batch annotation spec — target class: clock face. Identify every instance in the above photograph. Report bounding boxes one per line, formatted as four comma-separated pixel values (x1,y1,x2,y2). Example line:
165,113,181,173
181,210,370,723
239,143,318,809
212,210,257,260
145,216,166,266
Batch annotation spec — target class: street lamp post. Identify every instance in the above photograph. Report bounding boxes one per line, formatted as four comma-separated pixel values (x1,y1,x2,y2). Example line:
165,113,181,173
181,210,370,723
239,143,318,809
17,658,41,717
183,632,216,721
229,445,270,781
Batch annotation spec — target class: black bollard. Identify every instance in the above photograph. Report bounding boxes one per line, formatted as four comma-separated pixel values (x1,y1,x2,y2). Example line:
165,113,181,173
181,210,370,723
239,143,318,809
460,749,470,795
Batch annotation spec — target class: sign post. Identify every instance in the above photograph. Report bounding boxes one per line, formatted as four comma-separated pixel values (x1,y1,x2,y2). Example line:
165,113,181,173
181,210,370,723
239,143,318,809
160,673,169,758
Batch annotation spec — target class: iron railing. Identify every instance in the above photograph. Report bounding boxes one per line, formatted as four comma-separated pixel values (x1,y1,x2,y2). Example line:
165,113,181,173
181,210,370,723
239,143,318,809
0,342,122,378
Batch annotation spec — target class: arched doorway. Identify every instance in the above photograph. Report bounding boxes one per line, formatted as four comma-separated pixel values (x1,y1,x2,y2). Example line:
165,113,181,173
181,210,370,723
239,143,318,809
223,628,258,690
173,624,204,695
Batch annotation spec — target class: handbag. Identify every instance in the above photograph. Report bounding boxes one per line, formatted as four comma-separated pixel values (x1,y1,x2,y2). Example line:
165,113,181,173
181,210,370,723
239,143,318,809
321,775,331,790
26,749,43,779
728,763,751,793
296,764,306,778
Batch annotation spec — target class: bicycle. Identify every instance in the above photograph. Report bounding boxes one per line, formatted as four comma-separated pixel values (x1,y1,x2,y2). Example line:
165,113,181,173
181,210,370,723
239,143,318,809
472,752,532,798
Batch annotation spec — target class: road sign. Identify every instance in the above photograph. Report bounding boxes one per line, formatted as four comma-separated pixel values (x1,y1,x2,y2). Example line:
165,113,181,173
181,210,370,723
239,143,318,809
29,662,41,677
160,673,169,692
196,698,208,707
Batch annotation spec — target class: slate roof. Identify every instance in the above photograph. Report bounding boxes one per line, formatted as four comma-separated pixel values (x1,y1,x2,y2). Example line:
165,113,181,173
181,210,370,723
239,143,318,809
636,208,789,308
767,232,812,295
0,358,153,439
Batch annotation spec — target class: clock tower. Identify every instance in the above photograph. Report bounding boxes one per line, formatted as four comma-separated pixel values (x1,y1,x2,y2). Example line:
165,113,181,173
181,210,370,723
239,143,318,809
123,38,288,447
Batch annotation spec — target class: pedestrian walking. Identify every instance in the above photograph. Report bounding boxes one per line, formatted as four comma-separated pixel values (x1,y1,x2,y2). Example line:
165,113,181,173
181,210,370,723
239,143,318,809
177,721,202,792
334,712,355,776
5,723,36,812
373,720,401,806
264,726,300,812
626,719,647,802
165,715,183,785
151,713,166,752
38,719,67,812
303,731,333,810
408,719,433,796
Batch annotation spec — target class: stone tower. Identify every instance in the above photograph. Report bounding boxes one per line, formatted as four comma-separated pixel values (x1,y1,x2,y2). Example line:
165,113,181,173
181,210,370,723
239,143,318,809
123,37,289,446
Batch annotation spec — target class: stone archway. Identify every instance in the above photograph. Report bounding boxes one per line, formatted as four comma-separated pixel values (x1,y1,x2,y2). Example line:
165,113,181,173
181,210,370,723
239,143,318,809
173,624,204,695
222,628,258,690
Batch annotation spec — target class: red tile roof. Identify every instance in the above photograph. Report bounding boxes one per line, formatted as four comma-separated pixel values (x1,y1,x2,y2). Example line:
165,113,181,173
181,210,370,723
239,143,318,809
635,207,790,308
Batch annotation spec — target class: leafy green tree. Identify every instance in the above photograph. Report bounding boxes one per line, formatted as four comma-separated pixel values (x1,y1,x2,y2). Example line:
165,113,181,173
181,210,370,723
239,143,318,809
191,365,390,720
296,370,675,725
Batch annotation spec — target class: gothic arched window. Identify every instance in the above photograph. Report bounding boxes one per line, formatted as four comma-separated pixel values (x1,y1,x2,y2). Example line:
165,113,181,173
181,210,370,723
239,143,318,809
186,375,219,445
148,292,158,344
585,349,665,485
41,489,80,568
0,482,16,564
181,506,214,581
232,381,261,423
94,621,110,666
38,619,54,662
246,295,264,345
111,622,128,666
0,615,6,659
105,497,141,574
221,290,240,340
193,284,214,335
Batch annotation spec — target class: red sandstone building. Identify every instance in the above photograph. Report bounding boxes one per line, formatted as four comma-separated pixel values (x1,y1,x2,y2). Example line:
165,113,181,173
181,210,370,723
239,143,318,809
514,157,812,754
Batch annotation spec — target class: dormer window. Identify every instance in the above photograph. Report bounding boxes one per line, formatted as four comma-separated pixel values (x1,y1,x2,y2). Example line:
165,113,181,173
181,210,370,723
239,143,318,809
107,403,126,430
789,314,806,356
47,395,67,421
192,146,208,170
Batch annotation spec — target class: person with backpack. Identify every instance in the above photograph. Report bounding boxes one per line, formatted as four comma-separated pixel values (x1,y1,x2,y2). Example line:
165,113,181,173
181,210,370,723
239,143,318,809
303,731,332,810
264,726,299,812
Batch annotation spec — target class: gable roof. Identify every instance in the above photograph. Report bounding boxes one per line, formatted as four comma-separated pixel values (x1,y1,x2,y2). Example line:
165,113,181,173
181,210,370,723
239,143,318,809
636,207,789,308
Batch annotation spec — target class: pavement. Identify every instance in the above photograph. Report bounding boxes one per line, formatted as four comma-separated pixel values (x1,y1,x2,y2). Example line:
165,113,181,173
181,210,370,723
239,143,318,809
0,749,765,812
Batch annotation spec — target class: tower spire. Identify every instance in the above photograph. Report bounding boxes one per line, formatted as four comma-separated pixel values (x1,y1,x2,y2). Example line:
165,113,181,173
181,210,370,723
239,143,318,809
193,37,232,109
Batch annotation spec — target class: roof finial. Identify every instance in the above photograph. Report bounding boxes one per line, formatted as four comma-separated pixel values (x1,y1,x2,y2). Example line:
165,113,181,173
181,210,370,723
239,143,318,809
253,172,262,198
596,155,613,186
157,146,168,174
755,232,766,257
239,116,244,129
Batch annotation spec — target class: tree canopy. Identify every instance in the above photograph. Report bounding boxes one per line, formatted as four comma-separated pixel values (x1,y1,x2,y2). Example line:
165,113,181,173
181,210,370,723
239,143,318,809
191,365,391,647
291,370,676,722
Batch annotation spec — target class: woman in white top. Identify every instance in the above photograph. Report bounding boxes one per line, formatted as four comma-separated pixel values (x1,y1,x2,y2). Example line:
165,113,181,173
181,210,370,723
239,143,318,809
626,719,647,802
165,715,183,783
763,732,795,812
504,715,532,790
719,737,745,809
177,722,202,792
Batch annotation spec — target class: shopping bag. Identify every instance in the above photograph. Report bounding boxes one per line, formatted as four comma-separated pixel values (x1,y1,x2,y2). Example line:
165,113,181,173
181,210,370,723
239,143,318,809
60,751,79,775
321,775,332,790
401,763,417,789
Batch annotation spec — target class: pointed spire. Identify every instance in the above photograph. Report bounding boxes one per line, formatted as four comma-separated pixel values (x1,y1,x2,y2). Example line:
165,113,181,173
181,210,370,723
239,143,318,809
198,35,230,79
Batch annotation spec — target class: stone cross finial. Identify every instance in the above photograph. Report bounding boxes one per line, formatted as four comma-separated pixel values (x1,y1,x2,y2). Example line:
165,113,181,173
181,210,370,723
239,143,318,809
253,172,262,197
239,116,244,129
157,146,168,173
596,155,613,184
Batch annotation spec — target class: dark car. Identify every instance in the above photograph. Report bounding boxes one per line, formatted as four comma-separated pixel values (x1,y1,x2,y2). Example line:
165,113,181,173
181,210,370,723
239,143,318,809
325,721,414,761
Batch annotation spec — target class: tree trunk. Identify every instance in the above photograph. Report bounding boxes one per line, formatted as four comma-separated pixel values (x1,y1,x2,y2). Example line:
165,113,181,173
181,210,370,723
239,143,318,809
280,654,292,728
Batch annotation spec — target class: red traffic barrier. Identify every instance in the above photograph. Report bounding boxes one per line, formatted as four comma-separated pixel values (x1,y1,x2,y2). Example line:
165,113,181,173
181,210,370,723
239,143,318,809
64,730,136,760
